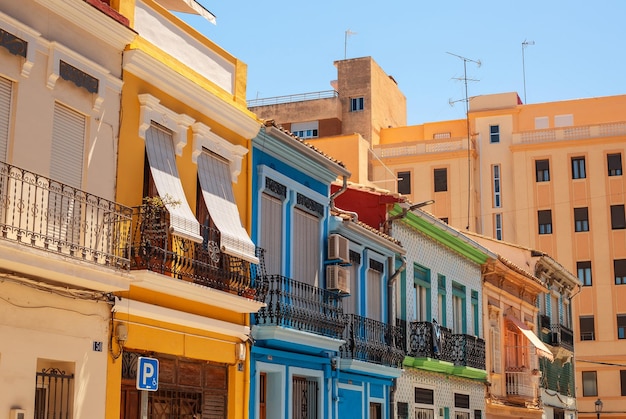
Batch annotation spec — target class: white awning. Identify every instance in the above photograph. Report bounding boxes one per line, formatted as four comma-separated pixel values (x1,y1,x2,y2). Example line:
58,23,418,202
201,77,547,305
506,314,554,361
198,150,259,264
145,125,203,243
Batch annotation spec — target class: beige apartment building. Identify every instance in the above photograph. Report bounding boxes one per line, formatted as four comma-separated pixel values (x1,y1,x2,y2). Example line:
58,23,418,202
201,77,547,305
250,56,626,418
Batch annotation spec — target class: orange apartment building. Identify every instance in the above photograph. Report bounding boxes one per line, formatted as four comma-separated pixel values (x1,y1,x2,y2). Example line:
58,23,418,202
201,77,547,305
250,57,626,418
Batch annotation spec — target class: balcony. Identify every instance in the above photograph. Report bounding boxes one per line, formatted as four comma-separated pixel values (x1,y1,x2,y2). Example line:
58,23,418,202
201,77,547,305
130,204,258,297
0,161,132,270
372,136,471,159
406,321,486,378
513,121,626,145
505,368,537,399
539,356,574,396
341,314,405,367
550,324,574,352
248,90,339,107
254,275,345,340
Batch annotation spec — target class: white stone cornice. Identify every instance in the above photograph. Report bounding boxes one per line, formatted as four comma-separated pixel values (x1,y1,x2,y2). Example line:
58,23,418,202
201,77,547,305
192,122,247,182
124,49,261,140
130,270,265,314
138,93,194,155
34,0,136,49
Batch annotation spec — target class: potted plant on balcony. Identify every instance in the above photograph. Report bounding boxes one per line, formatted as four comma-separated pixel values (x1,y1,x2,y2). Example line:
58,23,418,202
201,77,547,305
134,194,179,267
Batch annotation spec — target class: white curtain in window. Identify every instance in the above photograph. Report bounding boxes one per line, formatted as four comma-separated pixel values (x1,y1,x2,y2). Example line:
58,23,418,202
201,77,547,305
145,124,202,243
367,268,382,321
260,193,283,274
292,208,320,286
198,150,258,264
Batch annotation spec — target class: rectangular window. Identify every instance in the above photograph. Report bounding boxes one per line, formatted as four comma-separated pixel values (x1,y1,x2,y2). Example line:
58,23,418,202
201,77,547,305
611,204,626,229
494,213,503,240
35,365,75,419
578,316,596,340
397,171,411,195
367,267,382,321
492,165,501,208
437,275,446,327
434,168,448,192
52,102,86,188
571,156,586,179
616,259,626,285
415,408,435,419
538,209,552,234
489,125,500,143
414,265,431,322
293,208,321,287
415,387,434,404
452,282,466,334
350,97,364,112
608,153,623,176
577,261,592,286
582,371,597,396
574,207,589,232
471,290,479,336
261,193,284,275
616,316,626,346
291,121,319,139
535,159,550,182
621,370,626,396
0,76,11,160
397,402,409,419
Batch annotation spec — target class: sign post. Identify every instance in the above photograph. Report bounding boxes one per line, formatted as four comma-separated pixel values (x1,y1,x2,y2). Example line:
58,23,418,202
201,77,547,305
136,356,159,419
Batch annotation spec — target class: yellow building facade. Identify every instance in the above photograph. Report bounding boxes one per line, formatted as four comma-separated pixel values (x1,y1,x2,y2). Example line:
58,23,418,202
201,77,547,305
374,93,626,418
105,0,263,417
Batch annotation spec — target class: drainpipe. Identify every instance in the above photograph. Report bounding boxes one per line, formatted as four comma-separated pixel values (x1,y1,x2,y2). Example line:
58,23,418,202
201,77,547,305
330,175,358,221
387,256,406,419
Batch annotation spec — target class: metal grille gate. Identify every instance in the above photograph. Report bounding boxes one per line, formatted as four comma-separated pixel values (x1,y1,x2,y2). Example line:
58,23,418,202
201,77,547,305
292,376,318,419
35,368,75,419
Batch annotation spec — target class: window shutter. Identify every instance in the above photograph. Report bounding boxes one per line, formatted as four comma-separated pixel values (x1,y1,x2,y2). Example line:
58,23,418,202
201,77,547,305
0,76,12,161
292,208,320,286
51,103,85,188
261,193,283,275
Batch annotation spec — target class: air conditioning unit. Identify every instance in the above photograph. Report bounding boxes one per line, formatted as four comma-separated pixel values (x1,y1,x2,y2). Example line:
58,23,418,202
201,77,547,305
328,234,349,263
326,265,350,294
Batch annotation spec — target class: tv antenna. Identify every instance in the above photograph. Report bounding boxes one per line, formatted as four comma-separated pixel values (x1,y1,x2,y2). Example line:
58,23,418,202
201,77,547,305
521,39,535,104
344,29,357,59
446,51,480,231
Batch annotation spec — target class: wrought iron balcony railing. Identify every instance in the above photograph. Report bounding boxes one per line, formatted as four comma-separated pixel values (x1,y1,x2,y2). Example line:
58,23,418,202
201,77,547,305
130,204,259,297
0,161,132,269
539,356,574,396
550,323,574,352
408,321,486,369
254,275,345,339
341,314,405,367
505,369,536,398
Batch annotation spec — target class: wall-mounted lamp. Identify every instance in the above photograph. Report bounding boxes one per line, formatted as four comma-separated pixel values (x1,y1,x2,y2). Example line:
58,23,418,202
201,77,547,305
236,342,246,362
595,398,603,419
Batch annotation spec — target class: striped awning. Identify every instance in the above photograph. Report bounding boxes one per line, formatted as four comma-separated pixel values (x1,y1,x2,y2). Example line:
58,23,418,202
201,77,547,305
197,150,258,264
506,314,554,361
145,124,202,243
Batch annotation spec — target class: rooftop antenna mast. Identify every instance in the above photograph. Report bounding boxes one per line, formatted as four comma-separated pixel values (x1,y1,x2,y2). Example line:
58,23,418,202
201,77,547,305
447,51,480,230
344,29,356,59
522,39,535,104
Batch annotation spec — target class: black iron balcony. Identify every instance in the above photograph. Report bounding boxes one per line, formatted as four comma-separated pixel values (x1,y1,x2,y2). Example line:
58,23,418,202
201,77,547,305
551,323,574,352
341,314,405,367
254,275,345,339
449,334,486,370
408,321,485,369
130,204,259,297
0,161,132,269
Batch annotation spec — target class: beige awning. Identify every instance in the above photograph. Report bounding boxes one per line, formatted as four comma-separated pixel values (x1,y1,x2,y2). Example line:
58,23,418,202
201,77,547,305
145,125,203,243
197,150,258,264
506,314,554,361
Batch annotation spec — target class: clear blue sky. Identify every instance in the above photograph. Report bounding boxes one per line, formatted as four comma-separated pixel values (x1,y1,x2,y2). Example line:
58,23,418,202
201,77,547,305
180,1,626,126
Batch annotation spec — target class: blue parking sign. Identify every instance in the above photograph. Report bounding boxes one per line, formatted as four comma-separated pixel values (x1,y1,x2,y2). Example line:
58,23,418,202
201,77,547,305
136,356,159,391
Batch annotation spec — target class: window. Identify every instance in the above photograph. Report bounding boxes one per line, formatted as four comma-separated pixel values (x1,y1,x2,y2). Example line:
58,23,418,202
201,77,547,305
434,168,448,192
415,387,434,404
578,316,596,340
611,204,626,229
471,290,479,336
52,102,85,188
293,376,319,419
350,97,364,112
397,171,411,195
582,371,597,396
574,207,589,232
452,282,466,334
538,210,552,234
437,275,447,327
535,159,550,182
292,129,318,138
367,261,383,321
440,217,449,224
293,207,321,286
397,402,409,419
489,125,500,143
344,251,360,315
615,259,626,285
260,192,284,275
0,76,11,160
571,156,586,179
494,213,503,240
577,261,592,286
618,314,626,340
291,121,319,139
415,408,435,419
621,370,626,396
414,265,431,322
492,165,501,208
35,365,75,419
608,153,623,176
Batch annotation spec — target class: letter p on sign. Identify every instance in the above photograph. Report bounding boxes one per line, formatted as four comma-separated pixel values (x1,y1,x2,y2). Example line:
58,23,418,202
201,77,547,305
136,356,159,391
